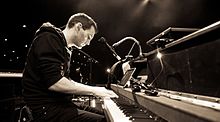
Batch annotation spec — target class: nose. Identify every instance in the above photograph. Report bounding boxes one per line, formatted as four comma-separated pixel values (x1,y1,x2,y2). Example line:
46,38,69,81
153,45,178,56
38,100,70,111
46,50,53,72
86,35,93,45
86,40,91,45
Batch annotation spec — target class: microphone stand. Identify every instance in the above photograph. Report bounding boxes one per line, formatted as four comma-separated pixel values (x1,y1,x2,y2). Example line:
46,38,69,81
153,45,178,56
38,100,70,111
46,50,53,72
74,49,99,85
78,49,99,64
84,55,98,85
88,58,93,85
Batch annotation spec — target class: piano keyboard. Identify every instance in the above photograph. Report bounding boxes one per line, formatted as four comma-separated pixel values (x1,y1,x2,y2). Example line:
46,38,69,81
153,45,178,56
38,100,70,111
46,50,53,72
103,97,131,122
103,95,167,122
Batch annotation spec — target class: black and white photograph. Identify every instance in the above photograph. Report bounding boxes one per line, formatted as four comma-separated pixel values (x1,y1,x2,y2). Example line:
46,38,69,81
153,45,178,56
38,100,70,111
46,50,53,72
0,0,220,122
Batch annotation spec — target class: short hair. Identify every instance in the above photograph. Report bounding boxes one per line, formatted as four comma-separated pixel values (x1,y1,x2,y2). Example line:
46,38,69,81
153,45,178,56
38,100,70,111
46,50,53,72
66,13,98,34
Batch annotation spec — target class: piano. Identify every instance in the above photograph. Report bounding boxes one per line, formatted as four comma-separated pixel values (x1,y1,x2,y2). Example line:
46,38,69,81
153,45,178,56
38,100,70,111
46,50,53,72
102,84,220,122
102,20,220,122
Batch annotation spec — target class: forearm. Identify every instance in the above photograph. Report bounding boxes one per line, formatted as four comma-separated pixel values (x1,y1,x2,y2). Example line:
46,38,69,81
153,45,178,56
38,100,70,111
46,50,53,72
48,77,95,95
48,77,118,98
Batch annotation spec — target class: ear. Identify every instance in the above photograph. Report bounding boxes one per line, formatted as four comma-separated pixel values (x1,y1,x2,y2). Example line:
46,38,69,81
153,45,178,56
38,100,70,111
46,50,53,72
76,22,83,31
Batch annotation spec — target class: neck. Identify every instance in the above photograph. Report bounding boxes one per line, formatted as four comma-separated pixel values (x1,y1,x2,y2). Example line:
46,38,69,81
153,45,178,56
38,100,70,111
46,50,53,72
62,29,72,48
62,29,81,49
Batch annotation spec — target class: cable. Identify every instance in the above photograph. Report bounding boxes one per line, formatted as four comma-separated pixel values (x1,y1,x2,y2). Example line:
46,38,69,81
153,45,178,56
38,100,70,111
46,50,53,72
148,48,164,87
130,77,158,96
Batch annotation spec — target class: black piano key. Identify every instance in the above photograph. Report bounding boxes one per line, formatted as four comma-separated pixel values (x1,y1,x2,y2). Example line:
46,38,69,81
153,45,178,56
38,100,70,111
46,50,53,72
111,95,167,122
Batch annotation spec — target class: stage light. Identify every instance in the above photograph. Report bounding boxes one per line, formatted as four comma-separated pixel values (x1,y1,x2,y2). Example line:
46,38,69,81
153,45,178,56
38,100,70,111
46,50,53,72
132,0,150,17
142,0,150,5
22,25,27,28
106,68,111,73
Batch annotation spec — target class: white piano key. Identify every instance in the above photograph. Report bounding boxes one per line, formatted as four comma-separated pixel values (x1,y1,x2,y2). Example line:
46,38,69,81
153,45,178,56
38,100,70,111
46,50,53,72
103,98,131,122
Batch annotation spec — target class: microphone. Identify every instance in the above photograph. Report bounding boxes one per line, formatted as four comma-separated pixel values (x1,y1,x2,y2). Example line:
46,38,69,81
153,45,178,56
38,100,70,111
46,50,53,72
98,37,121,61
112,37,143,57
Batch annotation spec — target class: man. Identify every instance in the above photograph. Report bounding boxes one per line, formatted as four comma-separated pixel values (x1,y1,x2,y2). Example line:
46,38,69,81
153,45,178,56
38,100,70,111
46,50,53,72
22,13,118,122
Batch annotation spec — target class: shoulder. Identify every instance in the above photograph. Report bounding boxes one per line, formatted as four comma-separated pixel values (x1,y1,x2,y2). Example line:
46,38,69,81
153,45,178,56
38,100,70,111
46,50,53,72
35,22,64,41
34,23,66,46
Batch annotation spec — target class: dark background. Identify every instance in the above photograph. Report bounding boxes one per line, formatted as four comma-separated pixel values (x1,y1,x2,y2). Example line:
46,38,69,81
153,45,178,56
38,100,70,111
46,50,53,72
0,0,220,83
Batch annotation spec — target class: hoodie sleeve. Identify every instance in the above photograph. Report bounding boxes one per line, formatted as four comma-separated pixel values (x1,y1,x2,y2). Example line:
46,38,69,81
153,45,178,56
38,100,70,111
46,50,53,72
34,31,66,88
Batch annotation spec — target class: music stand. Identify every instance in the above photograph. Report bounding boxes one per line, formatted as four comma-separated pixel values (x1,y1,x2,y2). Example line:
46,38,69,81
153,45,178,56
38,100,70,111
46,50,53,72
119,68,136,88
146,27,199,48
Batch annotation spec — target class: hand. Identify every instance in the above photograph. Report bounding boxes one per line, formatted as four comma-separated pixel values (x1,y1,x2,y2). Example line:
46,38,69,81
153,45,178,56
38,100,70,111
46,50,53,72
93,87,118,98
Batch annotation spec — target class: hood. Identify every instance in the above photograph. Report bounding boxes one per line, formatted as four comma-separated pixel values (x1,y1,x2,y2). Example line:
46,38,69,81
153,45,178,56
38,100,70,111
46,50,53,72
35,22,66,44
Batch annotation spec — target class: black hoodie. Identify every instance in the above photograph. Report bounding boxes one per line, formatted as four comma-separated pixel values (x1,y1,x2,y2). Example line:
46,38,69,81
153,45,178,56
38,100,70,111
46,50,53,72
22,22,72,107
